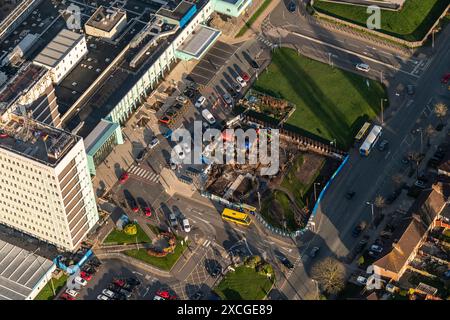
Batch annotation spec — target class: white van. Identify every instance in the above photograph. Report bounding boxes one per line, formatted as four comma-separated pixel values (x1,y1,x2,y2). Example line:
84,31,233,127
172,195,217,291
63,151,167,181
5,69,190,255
202,109,216,125
74,276,87,287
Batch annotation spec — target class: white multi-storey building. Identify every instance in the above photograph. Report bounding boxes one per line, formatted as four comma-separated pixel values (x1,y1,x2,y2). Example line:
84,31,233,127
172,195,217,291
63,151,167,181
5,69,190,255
0,112,99,252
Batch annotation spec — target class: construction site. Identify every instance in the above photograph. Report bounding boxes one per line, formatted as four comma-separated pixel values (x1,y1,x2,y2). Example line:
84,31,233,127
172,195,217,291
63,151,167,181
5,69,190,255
203,122,342,232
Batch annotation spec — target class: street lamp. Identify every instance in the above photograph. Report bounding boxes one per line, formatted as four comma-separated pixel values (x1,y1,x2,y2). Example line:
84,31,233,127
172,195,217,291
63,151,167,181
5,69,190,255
313,183,321,202
366,201,375,228
381,98,388,125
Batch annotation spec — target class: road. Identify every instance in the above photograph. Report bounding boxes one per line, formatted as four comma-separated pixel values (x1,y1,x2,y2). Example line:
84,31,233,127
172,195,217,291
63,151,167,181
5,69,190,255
263,1,450,299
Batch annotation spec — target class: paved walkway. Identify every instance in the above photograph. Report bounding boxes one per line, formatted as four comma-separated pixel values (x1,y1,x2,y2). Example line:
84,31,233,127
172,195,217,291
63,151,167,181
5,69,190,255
220,0,282,45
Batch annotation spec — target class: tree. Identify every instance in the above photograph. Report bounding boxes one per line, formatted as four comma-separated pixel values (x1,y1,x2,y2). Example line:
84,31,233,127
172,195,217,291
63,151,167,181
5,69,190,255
244,255,262,268
311,257,346,295
434,102,448,125
374,195,385,214
123,223,137,236
425,124,436,147
392,173,404,188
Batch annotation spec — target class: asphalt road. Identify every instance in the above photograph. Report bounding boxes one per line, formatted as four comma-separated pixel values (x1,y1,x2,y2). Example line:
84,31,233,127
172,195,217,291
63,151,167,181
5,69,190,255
264,1,450,299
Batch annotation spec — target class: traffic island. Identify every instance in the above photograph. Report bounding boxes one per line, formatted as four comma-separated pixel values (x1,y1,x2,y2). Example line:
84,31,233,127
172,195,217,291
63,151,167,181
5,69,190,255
123,229,189,271
214,256,275,300
103,223,152,245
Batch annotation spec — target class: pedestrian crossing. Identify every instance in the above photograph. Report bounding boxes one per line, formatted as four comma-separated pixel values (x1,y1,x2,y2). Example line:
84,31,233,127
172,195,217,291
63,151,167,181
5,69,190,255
128,165,159,183
257,34,278,49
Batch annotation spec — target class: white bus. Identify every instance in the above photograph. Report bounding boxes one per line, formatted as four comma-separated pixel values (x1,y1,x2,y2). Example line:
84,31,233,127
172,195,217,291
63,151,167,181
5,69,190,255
359,125,382,156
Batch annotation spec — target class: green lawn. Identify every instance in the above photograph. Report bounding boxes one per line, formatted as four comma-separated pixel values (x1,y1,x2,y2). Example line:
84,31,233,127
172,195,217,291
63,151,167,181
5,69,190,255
214,266,274,300
124,240,188,271
103,224,151,245
34,274,68,300
313,0,448,41
236,0,273,37
253,48,386,148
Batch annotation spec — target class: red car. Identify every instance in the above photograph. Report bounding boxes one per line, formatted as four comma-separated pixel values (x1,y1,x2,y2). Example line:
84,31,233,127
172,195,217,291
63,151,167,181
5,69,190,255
241,72,250,82
441,73,450,84
80,271,92,281
60,293,75,300
155,290,177,300
119,172,129,184
144,207,152,217
132,205,139,213
113,279,125,287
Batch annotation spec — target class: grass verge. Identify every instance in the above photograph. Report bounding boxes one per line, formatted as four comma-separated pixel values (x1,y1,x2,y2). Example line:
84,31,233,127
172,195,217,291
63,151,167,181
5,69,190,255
313,0,448,41
214,266,274,300
236,0,272,38
34,274,68,300
253,47,387,148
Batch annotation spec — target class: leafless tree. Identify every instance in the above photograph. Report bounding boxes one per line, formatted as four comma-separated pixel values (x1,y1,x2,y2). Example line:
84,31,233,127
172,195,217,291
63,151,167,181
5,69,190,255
392,173,404,188
311,257,346,295
374,195,385,209
425,124,436,147
434,102,448,125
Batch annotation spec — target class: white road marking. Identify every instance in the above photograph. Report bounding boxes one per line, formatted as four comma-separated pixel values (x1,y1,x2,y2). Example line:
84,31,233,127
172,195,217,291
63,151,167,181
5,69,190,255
384,151,391,160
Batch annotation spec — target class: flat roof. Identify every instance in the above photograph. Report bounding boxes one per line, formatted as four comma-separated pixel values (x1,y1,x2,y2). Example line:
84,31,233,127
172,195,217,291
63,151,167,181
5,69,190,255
85,6,127,33
177,25,220,59
0,113,79,166
33,29,84,68
0,239,54,300
157,1,195,21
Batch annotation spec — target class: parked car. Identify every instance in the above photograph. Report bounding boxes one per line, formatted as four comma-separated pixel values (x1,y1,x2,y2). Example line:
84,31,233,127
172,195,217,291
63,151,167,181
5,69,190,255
210,264,222,278
195,96,206,108
102,289,115,298
176,95,188,104
126,277,141,287
80,271,92,281
191,291,204,300
233,82,241,93
352,221,367,237
202,109,216,125
441,73,450,84
144,207,152,217
378,139,389,151
356,63,370,72
113,279,126,287
370,244,383,253
222,93,233,105
148,137,160,149
309,246,320,258
65,289,79,298
60,293,75,300
414,180,426,189
236,76,247,87
355,237,369,254
169,213,178,228
356,276,367,285
74,276,87,287
406,85,415,95
241,72,250,82
119,172,129,184
182,218,191,232
97,294,109,300
249,59,260,69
